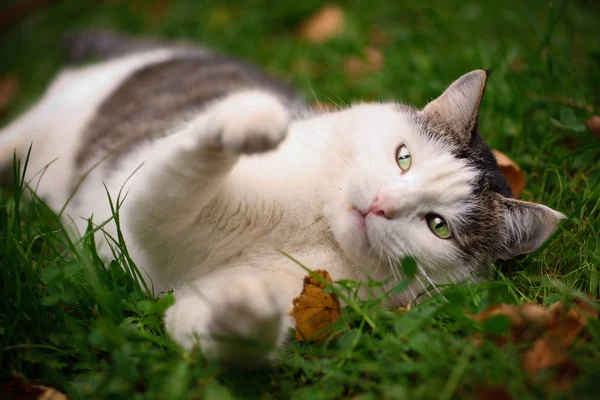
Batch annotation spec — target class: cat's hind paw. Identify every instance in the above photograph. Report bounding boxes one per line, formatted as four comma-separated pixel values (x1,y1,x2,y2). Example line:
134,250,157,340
205,91,290,154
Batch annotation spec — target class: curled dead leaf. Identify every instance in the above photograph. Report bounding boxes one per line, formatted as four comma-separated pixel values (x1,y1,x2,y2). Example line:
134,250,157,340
297,5,345,43
290,269,341,342
491,149,526,198
0,74,19,114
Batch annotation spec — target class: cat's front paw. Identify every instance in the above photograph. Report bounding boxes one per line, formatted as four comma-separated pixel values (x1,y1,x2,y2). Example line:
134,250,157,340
207,91,290,154
206,273,289,363
165,272,291,365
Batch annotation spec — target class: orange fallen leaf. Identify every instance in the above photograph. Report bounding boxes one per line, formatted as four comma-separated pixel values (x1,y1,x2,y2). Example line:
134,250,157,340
585,115,600,140
491,149,526,198
290,269,341,342
0,74,19,114
298,5,345,43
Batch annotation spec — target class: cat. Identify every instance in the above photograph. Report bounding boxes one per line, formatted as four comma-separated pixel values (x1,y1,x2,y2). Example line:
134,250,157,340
0,30,564,365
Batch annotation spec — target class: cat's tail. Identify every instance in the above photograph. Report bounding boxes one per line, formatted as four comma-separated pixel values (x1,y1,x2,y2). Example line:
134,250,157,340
62,29,200,62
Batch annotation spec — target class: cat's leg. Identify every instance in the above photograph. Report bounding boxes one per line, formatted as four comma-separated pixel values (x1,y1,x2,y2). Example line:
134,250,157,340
164,267,294,365
119,90,290,286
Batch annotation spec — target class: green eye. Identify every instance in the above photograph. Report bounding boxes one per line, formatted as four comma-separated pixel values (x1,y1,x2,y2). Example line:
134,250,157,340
426,214,452,239
396,145,411,171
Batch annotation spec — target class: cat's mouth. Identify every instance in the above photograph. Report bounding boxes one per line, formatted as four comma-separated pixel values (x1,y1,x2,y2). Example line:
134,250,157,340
348,203,389,256
348,204,367,230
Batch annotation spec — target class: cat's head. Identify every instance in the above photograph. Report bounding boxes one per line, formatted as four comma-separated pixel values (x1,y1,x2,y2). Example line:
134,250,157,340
324,70,564,286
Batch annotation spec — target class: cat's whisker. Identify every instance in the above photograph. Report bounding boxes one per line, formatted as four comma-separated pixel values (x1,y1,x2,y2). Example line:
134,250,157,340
417,264,449,303
387,256,398,282
323,94,346,110
414,274,433,299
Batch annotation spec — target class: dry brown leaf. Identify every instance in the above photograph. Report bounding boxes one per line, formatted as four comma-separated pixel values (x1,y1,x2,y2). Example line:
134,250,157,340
0,74,19,114
2,377,67,400
290,269,341,342
546,300,598,347
472,299,598,394
344,47,385,80
367,25,389,47
523,338,568,372
471,304,524,326
509,57,526,72
586,115,600,140
519,303,553,326
474,385,513,400
298,5,345,43
491,149,526,198
522,339,579,394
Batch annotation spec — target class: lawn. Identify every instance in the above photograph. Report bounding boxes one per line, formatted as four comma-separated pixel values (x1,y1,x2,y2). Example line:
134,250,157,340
1,0,599,399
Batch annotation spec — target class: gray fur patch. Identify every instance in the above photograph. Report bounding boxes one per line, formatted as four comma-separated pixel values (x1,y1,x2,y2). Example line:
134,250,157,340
74,52,308,174
409,109,513,272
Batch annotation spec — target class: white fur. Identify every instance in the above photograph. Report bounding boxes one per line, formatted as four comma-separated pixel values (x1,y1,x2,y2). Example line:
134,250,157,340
0,51,488,363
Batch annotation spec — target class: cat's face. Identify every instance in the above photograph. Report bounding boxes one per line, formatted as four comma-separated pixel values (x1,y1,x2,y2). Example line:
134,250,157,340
324,70,564,286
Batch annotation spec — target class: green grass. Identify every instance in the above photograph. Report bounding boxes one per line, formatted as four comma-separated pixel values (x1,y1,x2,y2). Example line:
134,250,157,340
1,0,600,398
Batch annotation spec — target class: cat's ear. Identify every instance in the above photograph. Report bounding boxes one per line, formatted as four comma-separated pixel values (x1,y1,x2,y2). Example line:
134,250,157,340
497,196,565,259
421,70,488,140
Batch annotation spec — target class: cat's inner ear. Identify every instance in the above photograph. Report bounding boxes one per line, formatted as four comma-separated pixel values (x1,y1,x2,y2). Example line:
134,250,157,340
421,70,488,140
498,196,565,259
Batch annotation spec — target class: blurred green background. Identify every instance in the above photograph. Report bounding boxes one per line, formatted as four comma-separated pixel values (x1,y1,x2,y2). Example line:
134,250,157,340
1,1,599,398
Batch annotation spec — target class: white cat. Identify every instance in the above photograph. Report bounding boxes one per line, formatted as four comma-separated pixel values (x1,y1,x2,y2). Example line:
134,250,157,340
0,32,563,365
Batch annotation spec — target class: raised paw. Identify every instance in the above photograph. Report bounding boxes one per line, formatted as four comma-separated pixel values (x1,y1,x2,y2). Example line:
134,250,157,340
206,91,290,154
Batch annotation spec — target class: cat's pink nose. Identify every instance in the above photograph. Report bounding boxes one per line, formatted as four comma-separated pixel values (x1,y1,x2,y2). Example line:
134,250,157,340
367,195,392,219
